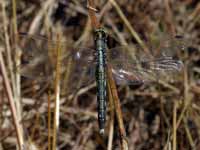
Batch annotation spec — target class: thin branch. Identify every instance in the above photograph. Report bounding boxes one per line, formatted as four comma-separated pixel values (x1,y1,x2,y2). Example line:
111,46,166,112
107,65,128,150
87,0,100,29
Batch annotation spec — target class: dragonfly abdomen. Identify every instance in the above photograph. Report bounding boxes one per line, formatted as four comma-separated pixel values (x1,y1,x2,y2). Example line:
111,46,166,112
95,28,107,134
96,68,107,134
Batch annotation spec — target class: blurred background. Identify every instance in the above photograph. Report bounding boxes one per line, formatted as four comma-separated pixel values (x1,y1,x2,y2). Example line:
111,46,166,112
0,0,200,149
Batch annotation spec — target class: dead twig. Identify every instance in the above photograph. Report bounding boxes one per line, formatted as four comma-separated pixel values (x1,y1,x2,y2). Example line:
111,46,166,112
87,0,100,29
107,64,128,150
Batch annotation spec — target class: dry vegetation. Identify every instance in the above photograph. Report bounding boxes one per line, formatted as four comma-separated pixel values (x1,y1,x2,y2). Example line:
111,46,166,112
0,0,200,150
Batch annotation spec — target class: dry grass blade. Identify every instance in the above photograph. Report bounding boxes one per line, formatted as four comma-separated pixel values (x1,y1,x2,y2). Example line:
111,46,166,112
107,82,114,150
1,0,15,92
48,92,52,150
109,0,149,54
176,62,190,129
173,101,177,150
12,0,22,126
29,0,55,34
52,34,62,150
0,52,24,149
183,117,195,148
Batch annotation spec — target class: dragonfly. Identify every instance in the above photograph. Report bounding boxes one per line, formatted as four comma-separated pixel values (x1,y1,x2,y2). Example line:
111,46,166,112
18,28,184,134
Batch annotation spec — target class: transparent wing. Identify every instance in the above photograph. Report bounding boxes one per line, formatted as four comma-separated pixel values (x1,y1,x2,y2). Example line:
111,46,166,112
18,33,56,80
60,47,96,96
18,33,96,95
151,35,187,57
107,43,184,85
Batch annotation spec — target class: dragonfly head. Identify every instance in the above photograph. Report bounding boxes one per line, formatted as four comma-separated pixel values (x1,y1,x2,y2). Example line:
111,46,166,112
94,28,107,42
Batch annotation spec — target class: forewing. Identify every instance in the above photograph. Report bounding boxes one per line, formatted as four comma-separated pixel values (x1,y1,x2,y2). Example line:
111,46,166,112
107,45,183,85
18,33,96,95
